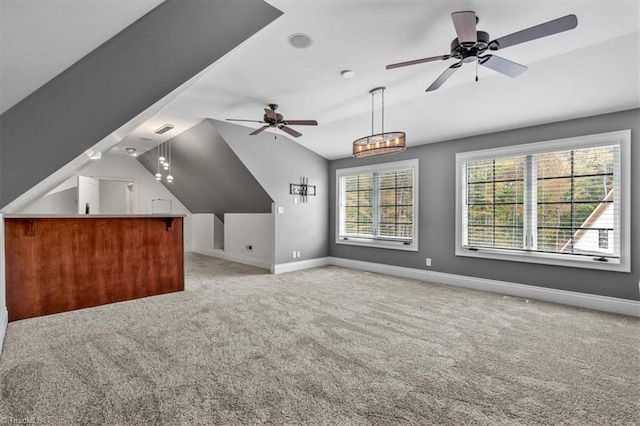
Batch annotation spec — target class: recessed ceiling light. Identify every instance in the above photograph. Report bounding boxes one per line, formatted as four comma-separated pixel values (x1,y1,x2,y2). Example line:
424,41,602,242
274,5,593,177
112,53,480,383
125,147,138,157
341,70,355,79
288,33,313,49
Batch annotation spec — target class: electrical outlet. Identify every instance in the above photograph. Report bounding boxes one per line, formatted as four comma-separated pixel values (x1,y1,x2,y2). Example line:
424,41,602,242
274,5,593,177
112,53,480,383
278,206,284,214
296,251,301,258
292,251,297,259
426,258,432,267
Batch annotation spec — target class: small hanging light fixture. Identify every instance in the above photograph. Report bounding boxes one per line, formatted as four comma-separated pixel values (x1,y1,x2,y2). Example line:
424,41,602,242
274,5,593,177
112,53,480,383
154,124,175,183
353,87,406,158
166,133,174,183
155,139,162,181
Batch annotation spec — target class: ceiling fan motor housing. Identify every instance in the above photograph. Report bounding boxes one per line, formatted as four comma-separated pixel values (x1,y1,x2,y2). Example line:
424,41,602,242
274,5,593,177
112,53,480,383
450,30,490,62
263,112,284,125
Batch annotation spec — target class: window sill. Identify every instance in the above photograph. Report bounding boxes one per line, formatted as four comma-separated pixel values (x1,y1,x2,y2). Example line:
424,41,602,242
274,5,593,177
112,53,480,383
456,246,630,273
337,237,418,252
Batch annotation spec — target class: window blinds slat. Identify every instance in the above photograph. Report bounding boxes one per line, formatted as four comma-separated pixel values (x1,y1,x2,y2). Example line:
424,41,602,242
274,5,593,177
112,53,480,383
340,167,414,241
463,144,620,259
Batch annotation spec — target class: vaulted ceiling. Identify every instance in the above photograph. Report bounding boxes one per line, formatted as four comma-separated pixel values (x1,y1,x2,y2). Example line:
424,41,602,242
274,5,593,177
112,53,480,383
2,0,639,160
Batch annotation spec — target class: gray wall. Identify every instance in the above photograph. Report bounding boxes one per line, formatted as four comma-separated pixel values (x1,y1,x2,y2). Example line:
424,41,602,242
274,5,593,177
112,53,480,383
329,108,639,301
138,120,273,220
20,187,77,215
0,0,282,209
99,180,130,214
213,120,329,264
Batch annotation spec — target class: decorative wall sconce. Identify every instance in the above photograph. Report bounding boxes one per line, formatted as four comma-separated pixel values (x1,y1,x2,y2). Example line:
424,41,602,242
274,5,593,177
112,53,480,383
290,177,316,203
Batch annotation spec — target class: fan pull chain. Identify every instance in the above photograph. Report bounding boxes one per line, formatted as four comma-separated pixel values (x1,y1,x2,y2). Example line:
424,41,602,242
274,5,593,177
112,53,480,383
475,59,479,82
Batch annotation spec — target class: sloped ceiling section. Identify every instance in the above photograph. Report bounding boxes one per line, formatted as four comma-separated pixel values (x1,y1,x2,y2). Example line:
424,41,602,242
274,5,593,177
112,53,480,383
138,120,273,221
212,119,329,264
0,1,283,209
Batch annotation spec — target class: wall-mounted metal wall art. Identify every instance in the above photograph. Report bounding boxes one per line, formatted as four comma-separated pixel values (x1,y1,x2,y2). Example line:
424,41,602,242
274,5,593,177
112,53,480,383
290,177,316,203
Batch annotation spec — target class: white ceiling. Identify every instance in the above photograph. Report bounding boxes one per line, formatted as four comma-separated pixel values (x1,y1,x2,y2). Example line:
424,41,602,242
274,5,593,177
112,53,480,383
3,0,640,160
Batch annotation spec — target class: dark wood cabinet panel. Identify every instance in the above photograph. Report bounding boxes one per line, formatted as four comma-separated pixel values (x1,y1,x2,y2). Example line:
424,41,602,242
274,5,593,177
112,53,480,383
4,216,184,321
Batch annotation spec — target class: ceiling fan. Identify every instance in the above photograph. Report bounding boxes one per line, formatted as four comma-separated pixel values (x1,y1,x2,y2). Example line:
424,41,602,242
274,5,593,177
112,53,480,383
226,104,318,138
386,11,578,91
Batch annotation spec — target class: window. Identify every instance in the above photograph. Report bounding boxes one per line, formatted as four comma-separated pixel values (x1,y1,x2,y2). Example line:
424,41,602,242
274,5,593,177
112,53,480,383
456,130,630,272
336,159,418,251
598,229,608,250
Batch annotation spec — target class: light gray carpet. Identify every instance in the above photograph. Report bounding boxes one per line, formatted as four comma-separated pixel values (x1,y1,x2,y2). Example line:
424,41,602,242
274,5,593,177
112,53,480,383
0,252,638,425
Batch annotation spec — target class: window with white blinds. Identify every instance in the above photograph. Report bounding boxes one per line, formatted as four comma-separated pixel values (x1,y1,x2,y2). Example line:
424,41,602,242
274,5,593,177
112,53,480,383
456,130,630,272
337,159,418,251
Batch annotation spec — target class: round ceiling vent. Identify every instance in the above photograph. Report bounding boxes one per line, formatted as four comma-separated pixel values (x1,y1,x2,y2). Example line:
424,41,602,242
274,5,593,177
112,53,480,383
287,33,313,49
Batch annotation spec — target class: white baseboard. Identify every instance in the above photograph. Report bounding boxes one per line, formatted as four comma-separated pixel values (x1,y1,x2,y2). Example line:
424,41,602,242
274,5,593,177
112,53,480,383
190,249,272,271
187,250,639,317
329,257,640,317
0,307,7,357
271,257,332,274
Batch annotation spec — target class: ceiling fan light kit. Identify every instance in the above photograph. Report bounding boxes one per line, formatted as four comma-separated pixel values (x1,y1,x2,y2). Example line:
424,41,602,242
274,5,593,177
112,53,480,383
386,11,578,91
353,87,406,159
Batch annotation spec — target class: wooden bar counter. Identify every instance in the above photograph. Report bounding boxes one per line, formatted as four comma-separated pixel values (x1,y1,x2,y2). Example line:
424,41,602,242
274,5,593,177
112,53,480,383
4,215,184,321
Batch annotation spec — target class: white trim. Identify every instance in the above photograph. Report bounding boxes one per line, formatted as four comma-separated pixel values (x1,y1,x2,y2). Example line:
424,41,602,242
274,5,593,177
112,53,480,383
186,249,638,316
328,257,640,317
271,257,331,274
335,158,419,252
455,129,631,273
189,249,272,271
455,130,631,161
0,307,7,357
456,247,627,272
335,237,417,251
191,250,333,275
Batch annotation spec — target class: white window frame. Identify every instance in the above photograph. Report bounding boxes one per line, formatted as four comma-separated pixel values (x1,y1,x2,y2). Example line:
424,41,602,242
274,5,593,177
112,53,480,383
455,130,631,272
336,159,419,251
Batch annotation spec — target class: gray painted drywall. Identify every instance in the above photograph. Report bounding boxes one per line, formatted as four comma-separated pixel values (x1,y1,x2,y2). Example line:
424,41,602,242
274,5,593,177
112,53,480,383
99,180,130,214
0,0,282,209
19,187,77,215
330,108,639,301
214,215,224,250
138,120,273,220
212,119,329,264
